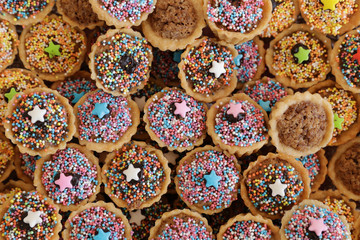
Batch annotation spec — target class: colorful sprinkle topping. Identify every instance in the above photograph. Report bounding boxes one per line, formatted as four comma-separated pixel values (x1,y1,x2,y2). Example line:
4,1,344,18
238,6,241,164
245,158,305,215
24,16,86,75
0,138,13,177
0,20,17,69
222,220,273,239
19,153,41,180
98,0,155,24
207,0,264,33
0,191,59,239
6,91,69,150
177,149,240,211
300,0,357,35
69,206,127,239
151,49,180,86
146,89,206,149
284,204,350,239
0,0,51,21
41,147,98,207
104,143,166,209
272,31,329,84
214,100,267,147
234,40,262,84
182,38,234,96
296,154,321,187
77,90,132,143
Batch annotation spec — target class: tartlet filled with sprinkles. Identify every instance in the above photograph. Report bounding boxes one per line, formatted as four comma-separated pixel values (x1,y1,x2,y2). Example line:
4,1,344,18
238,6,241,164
142,0,206,51
144,87,208,152
19,15,87,81
0,180,34,206
0,19,18,72
269,91,334,158
265,24,331,89
34,143,101,212
0,0,55,25
0,190,62,240
179,37,238,102
175,145,241,214
241,153,311,220
204,0,272,44
308,80,360,146
89,28,153,97
3,87,76,157
206,93,269,157
217,213,280,239
149,209,214,240
299,0,360,36
62,201,132,240
89,0,156,28
102,141,171,210
0,132,15,184
331,29,360,94
280,200,351,239
74,89,140,153
14,152,41,184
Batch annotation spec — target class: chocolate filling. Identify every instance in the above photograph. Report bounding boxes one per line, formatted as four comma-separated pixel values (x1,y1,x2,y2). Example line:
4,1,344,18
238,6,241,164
59,0,100,26
277,101,327,151
149,0,197,39
335,143,360,195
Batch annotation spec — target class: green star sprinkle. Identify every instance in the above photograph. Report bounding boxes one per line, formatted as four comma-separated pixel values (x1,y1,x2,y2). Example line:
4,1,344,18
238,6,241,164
44,41,61,58
294,46,311,64
334,113,344,130
4,87,19,101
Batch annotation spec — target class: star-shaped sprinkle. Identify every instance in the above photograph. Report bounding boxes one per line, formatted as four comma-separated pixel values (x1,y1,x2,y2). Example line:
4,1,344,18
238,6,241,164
308,218,328,236
44,41,61,58
173,50,184,63
269,179,287,197
174,100,190,118
234,54,243,66
55,173,73,191
93,229,111,240
294,46,311,64
4,87,19,102
123,163,141,182
23,210,43,228
258,100,271,112
72,92,85,104
321,0,339,10
209,60,226,78
353,48,360,63
227,102,245,118
28,106,46,124
204,170,222,189
129,210,146,226
134,96,146,111
164,151,179,165
92,102,110,119
334,113,344,130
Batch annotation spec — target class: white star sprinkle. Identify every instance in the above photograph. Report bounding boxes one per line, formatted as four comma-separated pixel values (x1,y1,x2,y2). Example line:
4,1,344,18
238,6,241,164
123,164,141,182
269,179,287,197
209,60,226,78
23,210,43,228
28,106,46,124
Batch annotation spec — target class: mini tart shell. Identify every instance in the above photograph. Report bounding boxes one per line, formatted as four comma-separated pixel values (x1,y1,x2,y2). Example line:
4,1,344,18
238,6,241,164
305,149,328,192
89,28,152,97
174,145,241,215
142,0,205,51
331,29,360,94
203,0,272,44
179,37,238,102
101,141,171,210
13,146,34,184
56,0,104,30
62,201,132,240
0,20,18,72
3,87,76,157
33,143,101,212
241,152,311,220
149,208,214,239
50,70,93,90
308,80,360,146
269,91,334,158
73,90,140,153
0,180,35,193
143,87,208,152
0,190,62,240
19,14,87,81
206,93,269,157
328,137,360,201
236,37,266,89
0,132,14,183
265,24,331,89
280,199,351,240
89,0,156,28
217,213,280,240
0,0,55,26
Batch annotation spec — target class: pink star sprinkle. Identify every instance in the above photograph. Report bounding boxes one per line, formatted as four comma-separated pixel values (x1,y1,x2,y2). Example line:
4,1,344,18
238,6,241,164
227,102,245,117
308,218,328,236
55,173,73,192
174,100,190,118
